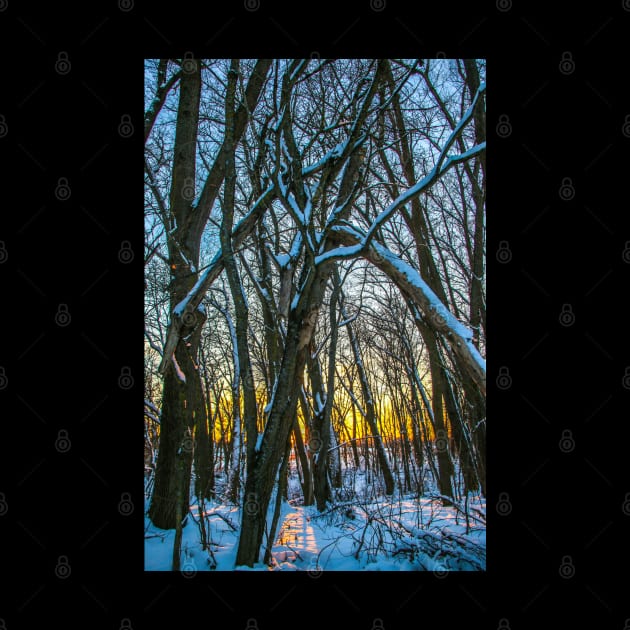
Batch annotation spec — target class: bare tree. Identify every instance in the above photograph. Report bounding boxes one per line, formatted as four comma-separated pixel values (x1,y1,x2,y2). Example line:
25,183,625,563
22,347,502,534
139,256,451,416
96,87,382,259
144,58,486,569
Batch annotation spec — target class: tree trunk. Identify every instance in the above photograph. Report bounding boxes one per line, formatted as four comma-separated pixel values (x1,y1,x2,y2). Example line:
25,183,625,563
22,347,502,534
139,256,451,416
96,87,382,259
263,433,292,565
235,248,340,564
149,60,202,530
193,374,212,500
328,422,342,489
311,266,342,510
297,388,314,506
198,345,216,499
223,60,259,504
235,107,375,564
426,335,455,501
235,301,314,566
345,314,395,496
463,59,486,349
441,364,477,494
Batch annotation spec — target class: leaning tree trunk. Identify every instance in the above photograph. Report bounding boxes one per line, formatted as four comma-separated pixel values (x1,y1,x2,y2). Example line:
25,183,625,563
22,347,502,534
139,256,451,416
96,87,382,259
235,285,319,566
235,235,357,564
235,62,384,566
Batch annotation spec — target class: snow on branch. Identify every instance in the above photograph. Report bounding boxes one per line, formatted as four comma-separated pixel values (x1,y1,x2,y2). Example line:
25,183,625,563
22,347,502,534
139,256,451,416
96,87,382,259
363,139,485,248
302,139,348,177
329,224,486,396
314,243,363,266
363,82,486,248
159,144,345,375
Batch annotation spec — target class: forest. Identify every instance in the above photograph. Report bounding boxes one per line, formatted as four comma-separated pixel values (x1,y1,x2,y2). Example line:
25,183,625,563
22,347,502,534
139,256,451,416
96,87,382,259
144,58,486,571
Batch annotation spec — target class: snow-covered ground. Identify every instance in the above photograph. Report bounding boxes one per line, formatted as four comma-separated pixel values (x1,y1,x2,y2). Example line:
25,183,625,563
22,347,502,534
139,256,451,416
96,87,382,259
145,471,486,572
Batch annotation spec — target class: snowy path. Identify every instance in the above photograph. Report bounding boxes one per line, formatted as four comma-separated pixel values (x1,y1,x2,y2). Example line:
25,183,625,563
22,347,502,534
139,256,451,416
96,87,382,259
271,506,322,569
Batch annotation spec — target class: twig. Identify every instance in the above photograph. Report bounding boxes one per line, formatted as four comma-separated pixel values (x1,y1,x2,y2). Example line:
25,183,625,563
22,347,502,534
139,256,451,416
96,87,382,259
206,511,238,531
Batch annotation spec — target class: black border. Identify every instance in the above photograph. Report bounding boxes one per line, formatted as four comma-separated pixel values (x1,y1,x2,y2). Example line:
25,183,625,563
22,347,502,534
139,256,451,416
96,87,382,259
3,3,627,628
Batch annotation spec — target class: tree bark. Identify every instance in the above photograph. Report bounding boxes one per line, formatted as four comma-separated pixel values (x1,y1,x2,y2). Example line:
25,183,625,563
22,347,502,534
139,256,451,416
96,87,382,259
311,266,342,510
193,368,212,500
345,315,396,496
149,60,202,530
463,59,486,349
151,60,272,530
297,389,314,506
